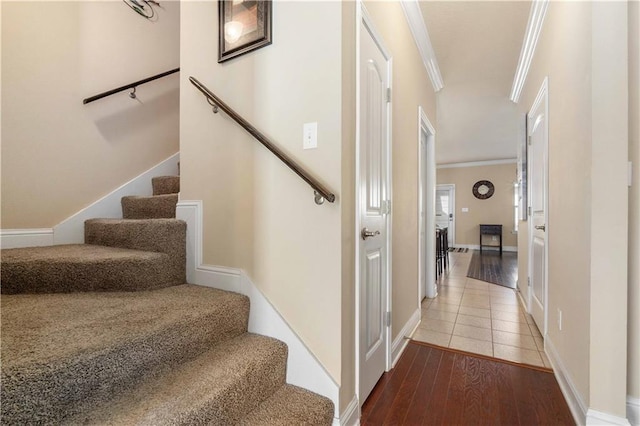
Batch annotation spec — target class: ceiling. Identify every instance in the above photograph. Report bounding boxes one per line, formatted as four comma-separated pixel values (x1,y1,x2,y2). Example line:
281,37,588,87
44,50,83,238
419,1,532,165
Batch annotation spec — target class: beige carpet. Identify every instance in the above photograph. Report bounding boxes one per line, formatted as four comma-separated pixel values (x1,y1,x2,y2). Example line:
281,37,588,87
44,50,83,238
0,172,334,424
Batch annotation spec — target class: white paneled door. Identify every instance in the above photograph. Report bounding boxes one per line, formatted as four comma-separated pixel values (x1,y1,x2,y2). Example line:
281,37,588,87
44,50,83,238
528,78,548,334
359,13,390,404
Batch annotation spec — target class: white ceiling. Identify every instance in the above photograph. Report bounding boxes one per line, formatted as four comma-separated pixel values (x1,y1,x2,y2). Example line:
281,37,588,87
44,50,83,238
419,1,531,165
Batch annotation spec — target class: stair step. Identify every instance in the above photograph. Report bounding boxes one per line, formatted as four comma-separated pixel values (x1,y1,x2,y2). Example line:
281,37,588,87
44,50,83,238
239,384,335,425
152,175,180,195
122,193,178,219
0,244,175,294
0,285,250,424
69,333,288,425
85,218,186,286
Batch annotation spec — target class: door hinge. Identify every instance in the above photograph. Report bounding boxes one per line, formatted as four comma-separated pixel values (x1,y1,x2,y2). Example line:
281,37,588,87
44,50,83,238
528,277,531,287
386,88,391,103
528,206,532,217
528,135,532,146
382,200,391,215
385,311,391,327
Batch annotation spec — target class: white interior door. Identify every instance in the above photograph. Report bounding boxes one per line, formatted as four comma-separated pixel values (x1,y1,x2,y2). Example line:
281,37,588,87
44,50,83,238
358,14,390,404
528,79,548,334
436,185,455,246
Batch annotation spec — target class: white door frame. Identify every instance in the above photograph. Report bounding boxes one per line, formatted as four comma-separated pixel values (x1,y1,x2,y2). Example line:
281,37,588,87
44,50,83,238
435,183,456,246
527,77,549,335
355,1,393,405
418,107,437,301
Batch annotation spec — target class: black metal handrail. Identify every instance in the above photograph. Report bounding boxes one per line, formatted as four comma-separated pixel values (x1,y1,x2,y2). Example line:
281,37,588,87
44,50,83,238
83,68,180,105
189,76,336,205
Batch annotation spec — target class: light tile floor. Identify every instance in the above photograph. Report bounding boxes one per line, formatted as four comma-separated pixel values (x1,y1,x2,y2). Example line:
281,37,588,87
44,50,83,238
412,251,552,369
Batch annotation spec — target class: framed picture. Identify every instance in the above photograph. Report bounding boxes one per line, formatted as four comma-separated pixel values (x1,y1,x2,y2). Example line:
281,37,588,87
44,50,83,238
218,0,272,63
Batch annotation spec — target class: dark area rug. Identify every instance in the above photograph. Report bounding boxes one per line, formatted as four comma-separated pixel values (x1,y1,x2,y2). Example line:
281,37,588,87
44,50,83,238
467,250,518,289
448,247,468,253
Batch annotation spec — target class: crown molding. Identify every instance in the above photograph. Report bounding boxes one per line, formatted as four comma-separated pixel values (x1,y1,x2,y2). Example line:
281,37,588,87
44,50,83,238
510,0,549,103
400,0,444,92
437,158,517,169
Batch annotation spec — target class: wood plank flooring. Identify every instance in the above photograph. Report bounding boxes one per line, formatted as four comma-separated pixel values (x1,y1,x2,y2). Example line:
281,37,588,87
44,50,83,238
361,341,574,426
466,250,518,289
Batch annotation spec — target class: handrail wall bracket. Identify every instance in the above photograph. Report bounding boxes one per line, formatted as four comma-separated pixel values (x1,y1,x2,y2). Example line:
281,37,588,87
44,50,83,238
189,76,336,205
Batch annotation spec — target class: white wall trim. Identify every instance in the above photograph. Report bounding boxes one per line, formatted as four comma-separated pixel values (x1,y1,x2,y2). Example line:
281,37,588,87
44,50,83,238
391,308,421,368
586,409,632,426
400,0,444,92
545,336,588,425
176,200,341,420
437,158,518,169
54,153,180,245
418,106,438,302
0,229,54,249
628,396,640,426
510,0,549,102
333,395,359,426
454,244,518,253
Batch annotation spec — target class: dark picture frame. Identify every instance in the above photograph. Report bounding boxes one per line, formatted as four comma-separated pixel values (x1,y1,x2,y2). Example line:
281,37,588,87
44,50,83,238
218,0,272,63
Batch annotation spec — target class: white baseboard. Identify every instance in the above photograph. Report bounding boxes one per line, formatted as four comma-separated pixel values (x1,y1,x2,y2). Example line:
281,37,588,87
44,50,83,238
454,244,518,253
391,308,421,368
333,395,359,426
53,153,180,245
545,337,588,425
176,200,341,420
628,396,640,426
586,409,631,425
0,228,54,249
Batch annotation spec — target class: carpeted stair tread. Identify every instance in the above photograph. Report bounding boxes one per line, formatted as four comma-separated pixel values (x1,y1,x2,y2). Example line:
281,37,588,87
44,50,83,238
1,284,250,424
122,193,178,219
152,175,180,195
1,244,174,294
68,333,287,425
85,218,185,286
239,384,335,425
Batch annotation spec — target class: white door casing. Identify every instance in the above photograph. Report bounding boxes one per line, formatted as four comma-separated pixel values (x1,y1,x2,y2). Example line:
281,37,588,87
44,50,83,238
418,109,437,302
357,6,392,405
528,77,549,335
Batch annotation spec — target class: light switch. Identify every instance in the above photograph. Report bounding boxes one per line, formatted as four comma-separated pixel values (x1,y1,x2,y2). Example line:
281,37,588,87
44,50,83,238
303,122,318,150
461,207,469,212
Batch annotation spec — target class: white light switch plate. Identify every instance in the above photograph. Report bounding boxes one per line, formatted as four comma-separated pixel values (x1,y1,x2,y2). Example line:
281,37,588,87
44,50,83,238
303,122,318,149
461,207,469,212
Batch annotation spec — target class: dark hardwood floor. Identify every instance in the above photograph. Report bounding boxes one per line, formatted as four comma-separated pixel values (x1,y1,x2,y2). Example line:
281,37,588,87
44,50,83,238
361,341,574,426
466,250,518,289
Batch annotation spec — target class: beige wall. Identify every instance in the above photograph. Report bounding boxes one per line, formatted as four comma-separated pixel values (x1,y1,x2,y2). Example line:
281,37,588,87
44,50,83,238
362,1,438,342
518,1,630,418
437,163,517,249
1,2,180,228
628,0,640,403
340,0,357,411
180,0,343,392
589,2,628,415
518,0,593,405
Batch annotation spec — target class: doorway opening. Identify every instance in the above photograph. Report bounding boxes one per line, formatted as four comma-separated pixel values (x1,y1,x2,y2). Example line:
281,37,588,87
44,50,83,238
436,184,456,248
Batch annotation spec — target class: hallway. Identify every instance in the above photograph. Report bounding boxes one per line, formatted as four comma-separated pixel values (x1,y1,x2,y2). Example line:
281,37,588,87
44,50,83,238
412,252,550,369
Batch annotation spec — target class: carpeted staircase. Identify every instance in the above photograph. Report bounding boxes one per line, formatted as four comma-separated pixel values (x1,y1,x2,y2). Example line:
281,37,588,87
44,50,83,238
0,174,334,425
